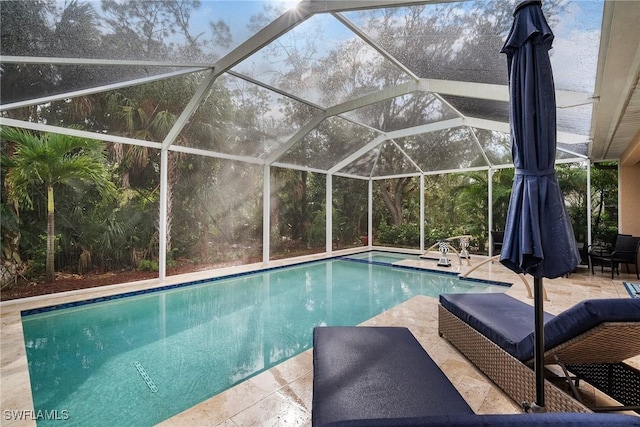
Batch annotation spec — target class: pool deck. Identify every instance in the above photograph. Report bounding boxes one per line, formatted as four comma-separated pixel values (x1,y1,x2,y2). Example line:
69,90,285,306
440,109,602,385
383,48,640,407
1,247,638,426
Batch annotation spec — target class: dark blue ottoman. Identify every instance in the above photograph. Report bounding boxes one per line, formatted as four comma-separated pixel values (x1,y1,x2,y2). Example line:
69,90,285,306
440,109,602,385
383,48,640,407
311,326,640,427
312,326,473,426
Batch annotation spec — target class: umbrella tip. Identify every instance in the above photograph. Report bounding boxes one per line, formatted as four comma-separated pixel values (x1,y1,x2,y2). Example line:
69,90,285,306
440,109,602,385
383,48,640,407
514,0,542,15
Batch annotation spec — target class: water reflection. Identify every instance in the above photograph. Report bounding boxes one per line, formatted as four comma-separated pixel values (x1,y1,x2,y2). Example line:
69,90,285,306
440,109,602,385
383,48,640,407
22,259,505,426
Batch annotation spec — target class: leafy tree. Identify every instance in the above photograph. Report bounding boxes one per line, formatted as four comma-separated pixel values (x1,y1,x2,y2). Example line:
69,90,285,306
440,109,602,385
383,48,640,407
0,0,55,105
491,168,515,231
453,172,490,249
378,177,418,227
1,0,597,283
100,0,232,62
590,162,618,244
333,177,368,247
274,169,311,245
556,163,588,246
1,128,114,282
1,0,108,107
1,162,24,287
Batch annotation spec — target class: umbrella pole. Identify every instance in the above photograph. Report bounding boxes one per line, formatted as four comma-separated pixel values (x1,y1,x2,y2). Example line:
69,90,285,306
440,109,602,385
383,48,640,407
533,276,546,411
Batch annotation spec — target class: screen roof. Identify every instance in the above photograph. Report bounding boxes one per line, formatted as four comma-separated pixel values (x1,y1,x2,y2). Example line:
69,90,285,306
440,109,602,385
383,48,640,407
2,0,626,180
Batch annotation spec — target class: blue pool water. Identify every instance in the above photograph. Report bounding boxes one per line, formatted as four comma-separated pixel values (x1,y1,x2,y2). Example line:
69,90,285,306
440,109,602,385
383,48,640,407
22,253,508,426
342,251,420,264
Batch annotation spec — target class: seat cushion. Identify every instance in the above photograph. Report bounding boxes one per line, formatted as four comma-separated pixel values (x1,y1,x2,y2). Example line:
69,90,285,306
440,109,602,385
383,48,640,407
439,293,553,361
316,413,640,427
544,297,640,351
312,326,473,427
440,293,640,361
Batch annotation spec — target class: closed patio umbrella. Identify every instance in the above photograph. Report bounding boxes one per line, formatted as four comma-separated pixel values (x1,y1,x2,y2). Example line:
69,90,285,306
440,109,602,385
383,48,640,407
499,0,581,411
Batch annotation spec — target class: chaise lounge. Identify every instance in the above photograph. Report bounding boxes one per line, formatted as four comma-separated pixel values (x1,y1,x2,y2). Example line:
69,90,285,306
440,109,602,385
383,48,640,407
438,293,640,413
312,326,639,426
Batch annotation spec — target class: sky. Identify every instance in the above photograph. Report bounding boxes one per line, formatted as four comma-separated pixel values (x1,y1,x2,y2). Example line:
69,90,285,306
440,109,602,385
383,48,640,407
550,0,605,92
205,0,605,92
192,0,300,55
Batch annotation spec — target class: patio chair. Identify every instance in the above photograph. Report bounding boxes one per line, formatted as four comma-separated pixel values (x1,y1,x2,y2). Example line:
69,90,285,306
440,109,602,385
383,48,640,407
438,293,640,413
589,234,640,279
491,231,504,255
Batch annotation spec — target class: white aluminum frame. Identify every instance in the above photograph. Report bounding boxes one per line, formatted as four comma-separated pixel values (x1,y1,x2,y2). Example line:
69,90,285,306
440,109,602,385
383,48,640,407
0,0,600,280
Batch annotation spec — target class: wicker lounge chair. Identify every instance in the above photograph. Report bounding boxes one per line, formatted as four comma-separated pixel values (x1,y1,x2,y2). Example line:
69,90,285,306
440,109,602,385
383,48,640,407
438,293,640,413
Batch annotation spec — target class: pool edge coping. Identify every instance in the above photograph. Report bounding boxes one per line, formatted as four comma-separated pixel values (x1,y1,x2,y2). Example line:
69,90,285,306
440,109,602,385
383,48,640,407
21,251,512,317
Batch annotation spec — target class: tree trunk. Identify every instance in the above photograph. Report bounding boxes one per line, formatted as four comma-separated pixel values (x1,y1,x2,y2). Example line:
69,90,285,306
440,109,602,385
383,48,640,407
594,190,604,232
299,171,308,243
46,185,55,283
378,178,411,226
270,171,279,240
0,203,23,289
165,152,178,257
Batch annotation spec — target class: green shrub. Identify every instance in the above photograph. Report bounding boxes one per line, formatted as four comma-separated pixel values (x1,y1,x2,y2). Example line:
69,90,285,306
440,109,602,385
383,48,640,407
138,259,159,272
377,222,420,247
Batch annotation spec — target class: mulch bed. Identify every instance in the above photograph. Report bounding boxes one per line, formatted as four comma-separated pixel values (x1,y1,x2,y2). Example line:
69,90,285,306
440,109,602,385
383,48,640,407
0,263,225,302
1,245,342,302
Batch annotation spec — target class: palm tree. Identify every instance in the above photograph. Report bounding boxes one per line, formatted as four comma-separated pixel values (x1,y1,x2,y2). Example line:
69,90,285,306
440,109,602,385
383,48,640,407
1,127,114,282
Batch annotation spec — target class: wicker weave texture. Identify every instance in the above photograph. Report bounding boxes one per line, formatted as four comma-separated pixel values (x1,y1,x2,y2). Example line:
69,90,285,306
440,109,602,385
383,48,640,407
537,322,640,365
566,363,640,409
438,305,591,413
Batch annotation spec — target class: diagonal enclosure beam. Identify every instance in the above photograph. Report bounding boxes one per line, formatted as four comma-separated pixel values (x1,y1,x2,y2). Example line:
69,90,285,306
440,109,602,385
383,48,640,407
265,81,421,164
463,117,590,145
212,4,314,75
328,118,464,174
332,12,420,81
0,67,207,111
0,0,595,180
0,117,162,149
161,70,217,150
306,0,471,14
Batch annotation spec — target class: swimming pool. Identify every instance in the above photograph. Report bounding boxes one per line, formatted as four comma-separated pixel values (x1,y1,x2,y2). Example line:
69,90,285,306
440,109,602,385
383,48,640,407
21,253,508,426
341,250,420,264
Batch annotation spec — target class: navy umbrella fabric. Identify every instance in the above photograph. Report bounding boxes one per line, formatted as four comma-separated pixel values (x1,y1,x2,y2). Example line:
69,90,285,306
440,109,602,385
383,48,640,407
500,0,581,410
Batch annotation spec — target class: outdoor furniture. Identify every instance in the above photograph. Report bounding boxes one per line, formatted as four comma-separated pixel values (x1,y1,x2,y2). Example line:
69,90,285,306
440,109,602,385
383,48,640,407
420,235,473,267
438,293,640,413
588,240,615,273
312,326,639,426
576,241,587,265
588,234,640,279
491,231,504,255
312,326,473,426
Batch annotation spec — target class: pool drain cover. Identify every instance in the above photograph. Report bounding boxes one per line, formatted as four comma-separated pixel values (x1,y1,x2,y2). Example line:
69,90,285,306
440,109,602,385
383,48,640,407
134,361,158,393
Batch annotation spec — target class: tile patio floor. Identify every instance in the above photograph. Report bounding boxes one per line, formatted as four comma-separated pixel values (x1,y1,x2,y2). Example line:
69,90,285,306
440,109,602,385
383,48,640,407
1,248,638,426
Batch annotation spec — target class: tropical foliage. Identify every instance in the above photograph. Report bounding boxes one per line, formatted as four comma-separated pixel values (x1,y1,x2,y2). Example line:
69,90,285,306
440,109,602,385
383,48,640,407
0,0,617,290
1,128,114,282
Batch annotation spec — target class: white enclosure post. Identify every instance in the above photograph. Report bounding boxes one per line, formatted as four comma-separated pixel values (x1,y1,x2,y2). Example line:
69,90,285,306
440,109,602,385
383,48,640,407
420,174,425,252
263,165,271,264
618,163,622,237
586,160,592,246
368,179,373,247
325,261,333,324
326,173,333,254
158,149,168,280
488,168,494,257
